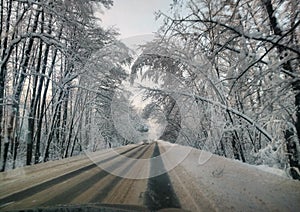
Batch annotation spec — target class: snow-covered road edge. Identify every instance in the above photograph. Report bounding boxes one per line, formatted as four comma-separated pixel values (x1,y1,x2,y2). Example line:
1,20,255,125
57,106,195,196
158,140,300,211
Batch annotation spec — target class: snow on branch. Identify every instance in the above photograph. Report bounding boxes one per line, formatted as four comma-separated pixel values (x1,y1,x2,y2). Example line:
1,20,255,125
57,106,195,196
140,86,273,142
171,18,300,56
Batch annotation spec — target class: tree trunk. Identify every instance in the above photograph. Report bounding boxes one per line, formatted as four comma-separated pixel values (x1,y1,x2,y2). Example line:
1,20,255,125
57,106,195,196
34,19,58,164
61,88,69,157
0,0,3,158
285,129,300,180
14,8,41,165
44,89,65,162
27,40,43,165
1,112,14,172
227,110,246,162
263,0,300,178
0,0,13,172
34,48,56,163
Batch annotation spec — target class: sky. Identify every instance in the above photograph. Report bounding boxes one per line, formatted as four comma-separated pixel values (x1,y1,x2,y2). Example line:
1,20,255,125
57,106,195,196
98,0,172,39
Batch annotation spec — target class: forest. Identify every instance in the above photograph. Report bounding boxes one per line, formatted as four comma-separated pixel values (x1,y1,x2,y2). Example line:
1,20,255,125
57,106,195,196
0,0,299,180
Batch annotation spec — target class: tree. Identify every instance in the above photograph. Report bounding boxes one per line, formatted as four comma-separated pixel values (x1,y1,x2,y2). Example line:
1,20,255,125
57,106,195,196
132,0,300,179
0,0,128,170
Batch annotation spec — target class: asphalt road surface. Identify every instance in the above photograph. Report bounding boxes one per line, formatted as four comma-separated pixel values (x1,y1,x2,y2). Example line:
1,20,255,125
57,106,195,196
0,141,300,211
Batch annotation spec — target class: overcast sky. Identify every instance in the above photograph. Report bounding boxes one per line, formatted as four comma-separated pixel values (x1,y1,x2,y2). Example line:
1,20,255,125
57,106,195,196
99,0,171,39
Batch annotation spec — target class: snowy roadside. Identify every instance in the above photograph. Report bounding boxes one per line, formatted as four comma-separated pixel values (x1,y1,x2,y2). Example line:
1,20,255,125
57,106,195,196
158,140,290,178
158,140,300,211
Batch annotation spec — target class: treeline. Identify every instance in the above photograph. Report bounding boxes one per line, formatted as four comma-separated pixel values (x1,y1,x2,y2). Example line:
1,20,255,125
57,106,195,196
0,0,130,171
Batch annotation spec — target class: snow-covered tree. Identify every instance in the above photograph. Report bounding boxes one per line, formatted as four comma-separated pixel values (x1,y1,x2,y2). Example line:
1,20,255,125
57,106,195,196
132,0,300,179
0,0,130,170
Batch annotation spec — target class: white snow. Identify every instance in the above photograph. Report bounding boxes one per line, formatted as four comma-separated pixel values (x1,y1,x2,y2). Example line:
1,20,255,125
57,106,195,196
254,164,290,178
159,140,300,211
157,140,179,147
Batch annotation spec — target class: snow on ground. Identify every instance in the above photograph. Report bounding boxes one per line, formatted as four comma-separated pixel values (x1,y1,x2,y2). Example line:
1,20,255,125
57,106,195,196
157,140,179,147
246,164,289,179
159,140,290,178
159,140,300,211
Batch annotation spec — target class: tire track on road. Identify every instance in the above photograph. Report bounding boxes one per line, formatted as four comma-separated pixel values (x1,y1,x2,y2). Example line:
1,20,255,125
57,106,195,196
89,143,154,203
44,144,152,205
97,143,155,206
0,145,142,208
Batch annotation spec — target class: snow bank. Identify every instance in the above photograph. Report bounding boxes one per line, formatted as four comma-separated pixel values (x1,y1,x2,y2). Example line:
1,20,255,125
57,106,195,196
161,144,300,211
157,140,179,147
254,164,290,178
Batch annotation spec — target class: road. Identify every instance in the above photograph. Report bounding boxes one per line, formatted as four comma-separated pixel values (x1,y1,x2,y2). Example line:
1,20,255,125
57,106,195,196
0,141,300,211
